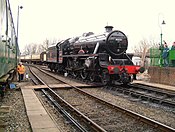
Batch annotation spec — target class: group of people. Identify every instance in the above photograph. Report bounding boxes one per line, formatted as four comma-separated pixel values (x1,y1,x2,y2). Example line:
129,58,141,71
160,41,175,67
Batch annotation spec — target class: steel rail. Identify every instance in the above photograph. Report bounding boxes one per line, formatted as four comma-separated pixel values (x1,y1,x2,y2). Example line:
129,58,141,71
30,65,175,131
130,83,175,96
29,66,106,132
74,87,175,132
41,89,89,132
112,84,175,108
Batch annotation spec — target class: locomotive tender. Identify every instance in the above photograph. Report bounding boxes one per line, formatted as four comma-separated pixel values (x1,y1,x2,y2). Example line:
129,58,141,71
47,26,144,85
0,0,19,84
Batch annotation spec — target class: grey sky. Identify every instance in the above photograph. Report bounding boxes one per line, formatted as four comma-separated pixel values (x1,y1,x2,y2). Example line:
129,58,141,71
10,0,175,52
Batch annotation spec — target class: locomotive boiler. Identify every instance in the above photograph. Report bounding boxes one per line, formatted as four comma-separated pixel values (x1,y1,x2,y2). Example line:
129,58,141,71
48,26,144,85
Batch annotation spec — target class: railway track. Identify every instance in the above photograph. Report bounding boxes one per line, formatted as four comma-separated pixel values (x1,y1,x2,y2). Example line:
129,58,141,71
29,66,104,131
104,83,175,108
40,65,175,109
27,65,175,131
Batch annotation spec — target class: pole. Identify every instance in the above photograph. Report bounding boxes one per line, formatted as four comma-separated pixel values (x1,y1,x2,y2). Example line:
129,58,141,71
160,33,163,67
16,6,23,66
158,13,166,67
16,6,19,67
16,6,19,40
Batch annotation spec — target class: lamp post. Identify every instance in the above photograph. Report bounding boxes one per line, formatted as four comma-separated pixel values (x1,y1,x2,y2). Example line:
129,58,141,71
158,14,166,67
16,5,23,66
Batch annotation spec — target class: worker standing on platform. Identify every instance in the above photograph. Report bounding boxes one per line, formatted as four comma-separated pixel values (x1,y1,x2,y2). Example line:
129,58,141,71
162,41,169,67
171,42,175,67
17,62,25,82
171,42,175,50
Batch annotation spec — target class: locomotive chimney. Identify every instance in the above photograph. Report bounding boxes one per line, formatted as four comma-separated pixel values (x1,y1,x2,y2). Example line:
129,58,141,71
105,26,113,32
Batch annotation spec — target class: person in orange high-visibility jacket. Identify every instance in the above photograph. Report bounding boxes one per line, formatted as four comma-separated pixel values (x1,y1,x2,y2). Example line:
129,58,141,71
17,62,25,82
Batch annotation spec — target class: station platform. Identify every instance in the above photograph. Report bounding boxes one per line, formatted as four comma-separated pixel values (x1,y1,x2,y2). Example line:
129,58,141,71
20,83,60,132
148,66,175,86
133,80,175,92
19,81,98,132
18,76,175,132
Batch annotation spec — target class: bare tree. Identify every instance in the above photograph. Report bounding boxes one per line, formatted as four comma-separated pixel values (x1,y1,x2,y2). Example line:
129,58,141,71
22,43,38,55
21,38,60,55
38,38,60,52
37,44,45,54
133,38,159,67
31,43,37,54
23,44,31,55
40,39,52,51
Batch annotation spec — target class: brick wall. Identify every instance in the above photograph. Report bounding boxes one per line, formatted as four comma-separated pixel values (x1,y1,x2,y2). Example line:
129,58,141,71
148,66,175,86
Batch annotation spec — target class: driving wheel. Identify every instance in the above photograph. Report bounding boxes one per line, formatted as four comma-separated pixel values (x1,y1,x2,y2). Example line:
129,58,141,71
89,72,96,82
101,69,110,85
80,69,88,80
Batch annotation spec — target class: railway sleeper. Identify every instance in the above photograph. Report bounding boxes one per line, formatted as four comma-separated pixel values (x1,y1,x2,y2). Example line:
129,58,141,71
159,99,175,108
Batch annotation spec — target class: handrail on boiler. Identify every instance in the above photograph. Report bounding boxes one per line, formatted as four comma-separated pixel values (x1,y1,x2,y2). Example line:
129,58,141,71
77,34,107,42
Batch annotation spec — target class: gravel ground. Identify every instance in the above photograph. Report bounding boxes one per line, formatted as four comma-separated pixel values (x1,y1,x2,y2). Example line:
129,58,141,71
0,67,174,131
35,91,76,132
0,81,32,132
83,88,175,129
55,89,156,131
1,83,174,131
0,74,73,131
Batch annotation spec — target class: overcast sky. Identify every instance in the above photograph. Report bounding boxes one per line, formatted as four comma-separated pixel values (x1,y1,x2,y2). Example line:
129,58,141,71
10,0,175,52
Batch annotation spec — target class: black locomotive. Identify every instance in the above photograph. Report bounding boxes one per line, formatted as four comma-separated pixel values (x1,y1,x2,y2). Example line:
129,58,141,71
47,26,144,85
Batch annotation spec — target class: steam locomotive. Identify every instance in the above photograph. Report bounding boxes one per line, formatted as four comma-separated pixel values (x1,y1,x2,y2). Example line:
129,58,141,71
47,26,144,85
